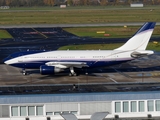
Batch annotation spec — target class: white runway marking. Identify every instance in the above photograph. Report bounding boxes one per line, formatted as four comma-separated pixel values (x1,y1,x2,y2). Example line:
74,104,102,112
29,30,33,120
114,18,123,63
94,73,118,83
111,67,131,78
109,77,118,83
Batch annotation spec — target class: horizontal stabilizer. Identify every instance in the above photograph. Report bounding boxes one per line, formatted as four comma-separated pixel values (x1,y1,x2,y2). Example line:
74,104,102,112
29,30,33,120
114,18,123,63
131,50,154,58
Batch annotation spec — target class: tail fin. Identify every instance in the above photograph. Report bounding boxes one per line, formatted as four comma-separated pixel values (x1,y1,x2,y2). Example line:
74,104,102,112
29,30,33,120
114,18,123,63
115,22,156,51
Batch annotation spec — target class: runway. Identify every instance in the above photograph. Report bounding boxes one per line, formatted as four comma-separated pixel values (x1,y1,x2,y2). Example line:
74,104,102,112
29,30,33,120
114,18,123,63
1,22,160,28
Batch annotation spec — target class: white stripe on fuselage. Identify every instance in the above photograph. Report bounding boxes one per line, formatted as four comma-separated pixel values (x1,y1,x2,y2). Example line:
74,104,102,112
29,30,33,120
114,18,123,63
5,50,133,65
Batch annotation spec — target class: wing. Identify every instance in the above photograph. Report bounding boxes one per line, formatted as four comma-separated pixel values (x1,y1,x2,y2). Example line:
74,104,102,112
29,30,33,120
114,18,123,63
45,61,89,68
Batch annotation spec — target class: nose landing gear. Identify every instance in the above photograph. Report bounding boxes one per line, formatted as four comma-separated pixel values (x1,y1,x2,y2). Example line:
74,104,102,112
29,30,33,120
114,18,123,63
22,68,27,75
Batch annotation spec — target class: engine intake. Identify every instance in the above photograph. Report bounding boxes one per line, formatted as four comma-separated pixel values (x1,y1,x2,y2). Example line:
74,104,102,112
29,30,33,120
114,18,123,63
40,65,62,75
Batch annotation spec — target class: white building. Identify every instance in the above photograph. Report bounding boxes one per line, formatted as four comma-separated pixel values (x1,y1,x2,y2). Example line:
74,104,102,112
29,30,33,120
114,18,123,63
130,3,144,7
0,85,160,120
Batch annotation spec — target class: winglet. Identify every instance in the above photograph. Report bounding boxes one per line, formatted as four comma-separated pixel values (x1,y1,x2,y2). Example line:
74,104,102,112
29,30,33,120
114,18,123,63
115,22,156,51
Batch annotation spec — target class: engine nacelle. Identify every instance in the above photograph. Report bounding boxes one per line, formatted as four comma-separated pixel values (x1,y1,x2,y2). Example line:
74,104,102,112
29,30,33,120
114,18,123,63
40,65,62,75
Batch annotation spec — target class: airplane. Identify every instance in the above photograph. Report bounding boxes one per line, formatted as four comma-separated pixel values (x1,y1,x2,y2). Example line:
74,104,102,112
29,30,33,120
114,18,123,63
4,22,156,76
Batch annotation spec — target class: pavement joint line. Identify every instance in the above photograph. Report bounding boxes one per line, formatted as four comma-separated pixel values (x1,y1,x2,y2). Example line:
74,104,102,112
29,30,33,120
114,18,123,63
108,77,118,83
74,77,80,82
3,66,10,75
63,77,68,81
32,28,48,38
94,73,118,83
111,67,131,78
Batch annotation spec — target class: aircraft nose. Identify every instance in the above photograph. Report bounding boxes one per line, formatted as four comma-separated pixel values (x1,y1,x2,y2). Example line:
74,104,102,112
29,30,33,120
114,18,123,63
3,57,10,65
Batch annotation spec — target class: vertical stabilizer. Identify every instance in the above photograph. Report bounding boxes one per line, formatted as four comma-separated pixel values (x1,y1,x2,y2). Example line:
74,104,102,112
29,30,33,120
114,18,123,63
115,22,156,51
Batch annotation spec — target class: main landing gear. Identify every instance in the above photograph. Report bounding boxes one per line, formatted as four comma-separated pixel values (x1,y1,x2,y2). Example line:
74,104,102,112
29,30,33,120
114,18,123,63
69,67,77,76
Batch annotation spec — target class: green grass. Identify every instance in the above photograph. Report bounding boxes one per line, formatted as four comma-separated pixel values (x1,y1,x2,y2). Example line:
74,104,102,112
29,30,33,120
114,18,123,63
0,30,13,39
64,26,138,38
147,42,160,51
58,42,160,51
58,43,123,50
64,26,160,38
0,6,160,24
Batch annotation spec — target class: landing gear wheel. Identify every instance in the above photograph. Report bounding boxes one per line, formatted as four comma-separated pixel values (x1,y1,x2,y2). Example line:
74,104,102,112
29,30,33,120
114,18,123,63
69,73,77,77
69,67,78,76
22,69,27,75
73,73,77,76
69,73,73,76
22,72,27,75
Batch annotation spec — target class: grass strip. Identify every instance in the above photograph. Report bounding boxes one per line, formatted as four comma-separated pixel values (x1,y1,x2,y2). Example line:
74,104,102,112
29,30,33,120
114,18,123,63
64,26,160,38
58,42,160,51
0,6,160,24
0,30,13,39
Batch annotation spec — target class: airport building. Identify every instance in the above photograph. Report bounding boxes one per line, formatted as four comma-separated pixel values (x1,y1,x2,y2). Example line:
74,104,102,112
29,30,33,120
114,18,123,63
0,84,160,120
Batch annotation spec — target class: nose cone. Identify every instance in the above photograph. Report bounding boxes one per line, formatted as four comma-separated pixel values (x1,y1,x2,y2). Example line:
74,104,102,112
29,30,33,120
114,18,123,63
3,57,10,65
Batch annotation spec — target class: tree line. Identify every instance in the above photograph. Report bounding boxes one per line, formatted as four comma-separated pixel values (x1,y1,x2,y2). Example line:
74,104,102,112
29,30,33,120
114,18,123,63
0,0,160,7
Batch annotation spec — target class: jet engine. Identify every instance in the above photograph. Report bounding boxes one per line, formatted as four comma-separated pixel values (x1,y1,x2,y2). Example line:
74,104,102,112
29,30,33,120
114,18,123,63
40,65,62,75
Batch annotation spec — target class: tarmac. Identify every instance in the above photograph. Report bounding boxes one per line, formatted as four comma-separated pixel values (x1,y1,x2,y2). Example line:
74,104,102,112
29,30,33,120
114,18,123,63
1,63,160,95
1,22,160,28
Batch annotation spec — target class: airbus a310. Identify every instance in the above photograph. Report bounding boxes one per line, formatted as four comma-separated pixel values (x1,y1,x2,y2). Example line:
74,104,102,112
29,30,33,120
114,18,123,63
4,22,156,76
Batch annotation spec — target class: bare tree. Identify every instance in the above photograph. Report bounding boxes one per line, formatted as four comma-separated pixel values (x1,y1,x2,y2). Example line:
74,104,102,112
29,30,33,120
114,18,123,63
0,0,5,6
100,0,107,5
72,0,80,6
67,0,73,6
